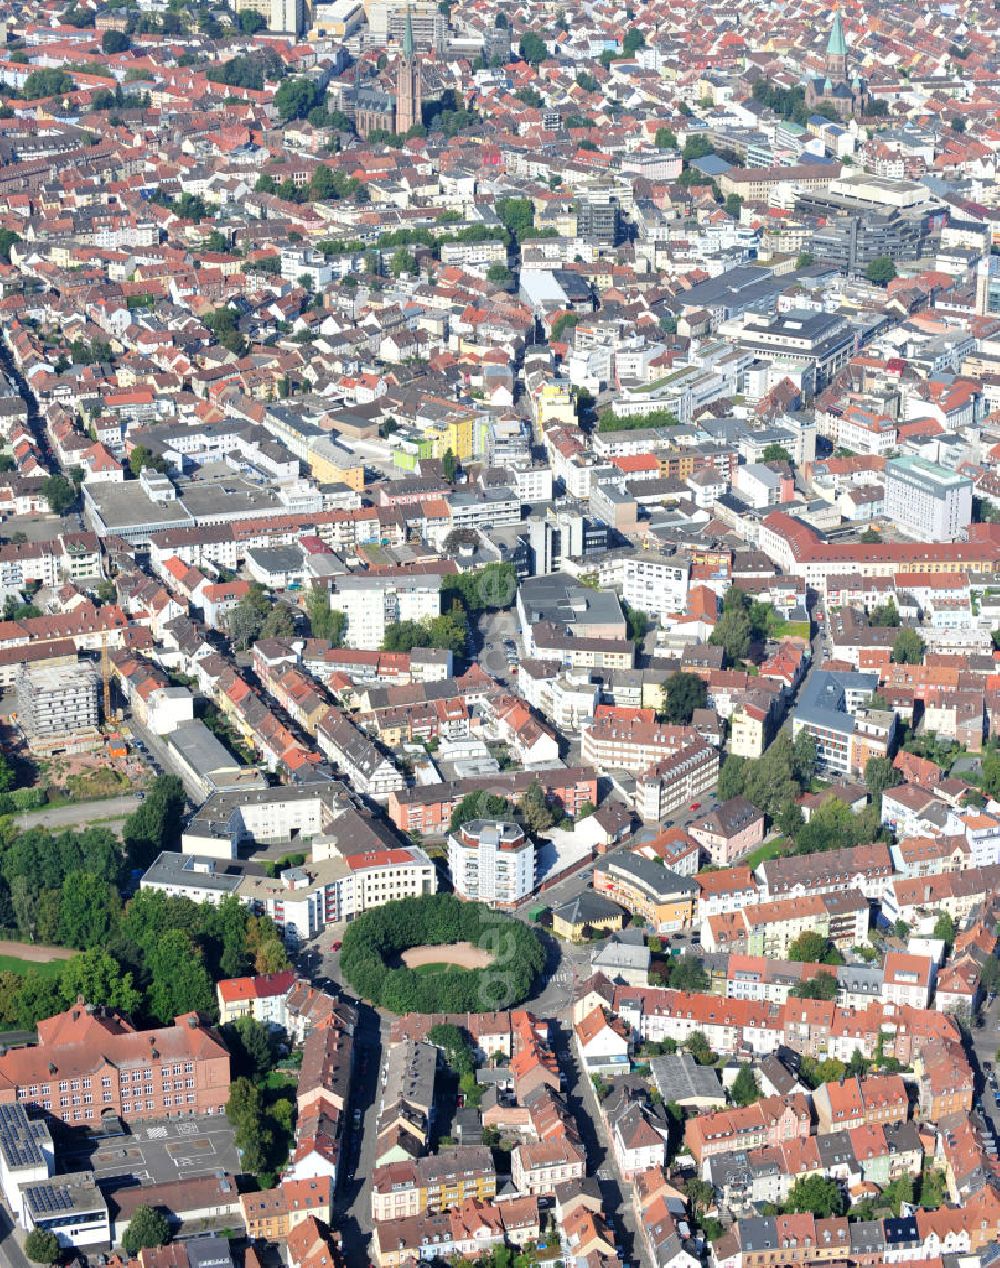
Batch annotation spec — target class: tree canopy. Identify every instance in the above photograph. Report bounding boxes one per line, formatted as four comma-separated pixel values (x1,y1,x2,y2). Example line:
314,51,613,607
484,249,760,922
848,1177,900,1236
339,894,544,1013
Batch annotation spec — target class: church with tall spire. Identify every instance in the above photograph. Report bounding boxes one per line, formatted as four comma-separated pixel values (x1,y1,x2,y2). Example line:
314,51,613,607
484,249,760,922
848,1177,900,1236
804,10,868,118
394,6,423,135
351,4,425,139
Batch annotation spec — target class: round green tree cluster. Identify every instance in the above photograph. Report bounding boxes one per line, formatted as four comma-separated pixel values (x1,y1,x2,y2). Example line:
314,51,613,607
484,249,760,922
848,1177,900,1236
339,894,544,1014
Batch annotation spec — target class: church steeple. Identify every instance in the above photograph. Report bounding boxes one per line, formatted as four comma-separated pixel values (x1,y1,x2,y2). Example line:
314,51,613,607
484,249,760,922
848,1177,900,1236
395,5,422,135
825,9,849,83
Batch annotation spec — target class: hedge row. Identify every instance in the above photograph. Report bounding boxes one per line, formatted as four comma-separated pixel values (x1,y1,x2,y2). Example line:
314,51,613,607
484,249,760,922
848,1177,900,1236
339,893,544,1014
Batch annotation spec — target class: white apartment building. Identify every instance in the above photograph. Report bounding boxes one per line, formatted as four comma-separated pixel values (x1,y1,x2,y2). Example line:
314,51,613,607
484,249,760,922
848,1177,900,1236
448,819,536,909
883,455,973,544
621,554,690,621
329,575,442,650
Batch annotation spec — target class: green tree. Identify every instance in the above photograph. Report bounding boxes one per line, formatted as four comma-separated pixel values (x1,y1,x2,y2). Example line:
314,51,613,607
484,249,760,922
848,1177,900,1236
933,910,956,944
654,127,677,149
122,775,185,871
146,929,215,1022
60,948,142,1014
225,584,271,650
261,603,296,641
788,930,834,963
724,193,743,218
24,1229,60,1264
42,474,76,514
128,444,169,477
307,589,346,644
918,1167,948,1210
0,228,20,263
274,76,323,122
122,1205,170,1256
709,605,752,665
496,196,535,241
792,729,818,787
684,1030,715,1066
762,443,792,463
661,672,707,724
390,247,418,276
731,1063,759,1107
517,779,555,833
893,919,911,940
865,255,897,286
224,1015,278,1080
238,8,268,32
442,447,458,483
622,27,645,54
487,262,512,286
891,628,924,664
783,1174,845,1217
789,972,838,1000
58,871,120,950
101,28,130,52
871,599,901,627
881,1175,914,1215
518,32,548,65
23,68,74,99
865,755,899,805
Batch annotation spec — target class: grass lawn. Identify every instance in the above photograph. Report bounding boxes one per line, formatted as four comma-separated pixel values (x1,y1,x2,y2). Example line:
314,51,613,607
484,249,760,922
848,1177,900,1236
744,837,788,869
0,954,71,980
774,620,811,640
262,1070,297,1093
411,962,453,976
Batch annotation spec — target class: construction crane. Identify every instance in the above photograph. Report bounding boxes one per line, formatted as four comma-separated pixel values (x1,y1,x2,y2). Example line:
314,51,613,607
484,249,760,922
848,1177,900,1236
100,631,112,722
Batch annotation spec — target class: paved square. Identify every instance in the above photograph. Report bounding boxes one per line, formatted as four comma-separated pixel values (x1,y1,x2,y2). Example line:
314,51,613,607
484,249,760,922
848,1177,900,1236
58,1116,241,1187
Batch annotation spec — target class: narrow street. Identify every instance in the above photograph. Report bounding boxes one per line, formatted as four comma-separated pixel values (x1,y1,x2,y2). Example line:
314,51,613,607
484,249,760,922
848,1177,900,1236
554,1023,648,1268
330,1004,386,1268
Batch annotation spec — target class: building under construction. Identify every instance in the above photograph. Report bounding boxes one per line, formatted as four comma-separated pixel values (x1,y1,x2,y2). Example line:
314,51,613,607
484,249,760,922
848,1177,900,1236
15,660,102,755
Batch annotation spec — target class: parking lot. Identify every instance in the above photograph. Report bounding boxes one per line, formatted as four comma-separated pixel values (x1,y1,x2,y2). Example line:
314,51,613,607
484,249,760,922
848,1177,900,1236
58,1116,241,1187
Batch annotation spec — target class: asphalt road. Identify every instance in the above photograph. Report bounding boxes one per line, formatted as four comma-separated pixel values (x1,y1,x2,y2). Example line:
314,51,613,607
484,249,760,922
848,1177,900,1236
128,718,204,806
331,1005,387,1267
556,1023,648,1268
15,794,140,830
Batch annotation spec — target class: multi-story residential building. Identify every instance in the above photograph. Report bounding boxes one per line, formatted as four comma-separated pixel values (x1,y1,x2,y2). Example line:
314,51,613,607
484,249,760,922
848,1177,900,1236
813,1074,909,1134
0,1002,230,1126
791,669,893,778
370,1148,497,1222
510,1137,587,1196
581,716,702,775
881,953,935,1009
447,819,535,909
757,843,894,904
883,456,973,543
685,1094,812,1168
328,575,442,650
689,797,765,867
216,970,297,1028
620,553,690,620
239,1178,332,1241
593,852,697,933
635,739,720,823
388,769,599,836
315,709,405,801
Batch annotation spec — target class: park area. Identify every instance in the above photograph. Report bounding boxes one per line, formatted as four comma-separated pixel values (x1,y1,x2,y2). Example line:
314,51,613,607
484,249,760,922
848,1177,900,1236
340,893,544,1013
